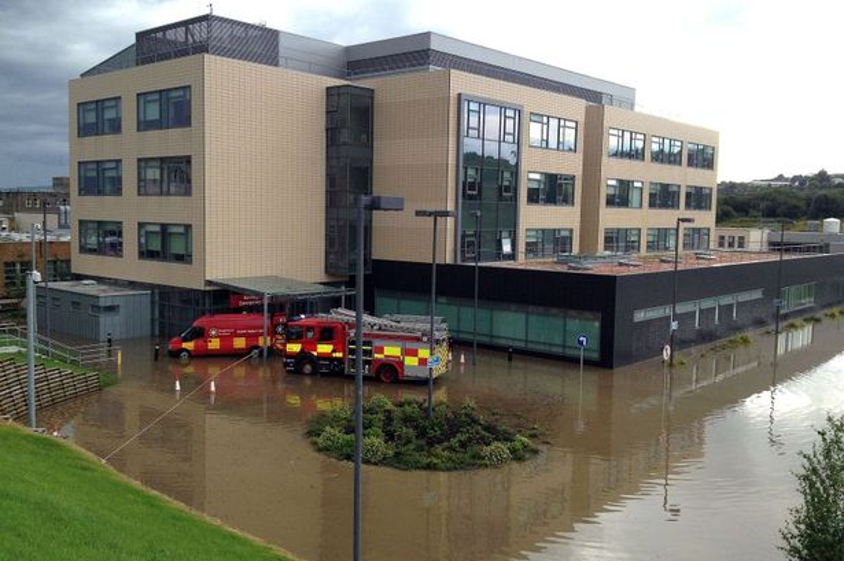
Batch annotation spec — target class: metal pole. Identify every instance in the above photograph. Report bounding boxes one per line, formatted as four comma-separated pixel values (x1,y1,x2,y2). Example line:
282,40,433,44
773,222,785,358
473,211,480,365
579,345,584,375
262,292,269,361
26,271,36,429
42,206,50,355
353,195,365,561
428,215,438,419
30,223,37,336
669,218,680,367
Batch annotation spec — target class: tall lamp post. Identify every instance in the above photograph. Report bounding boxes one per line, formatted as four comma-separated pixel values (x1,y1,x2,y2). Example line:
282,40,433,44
773,220,787,357
415,208,456,418
470,210,481,365
353,194,403,561
669,217,695,367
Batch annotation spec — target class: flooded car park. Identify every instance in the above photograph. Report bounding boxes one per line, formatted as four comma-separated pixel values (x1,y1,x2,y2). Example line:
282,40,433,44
44,319,844,561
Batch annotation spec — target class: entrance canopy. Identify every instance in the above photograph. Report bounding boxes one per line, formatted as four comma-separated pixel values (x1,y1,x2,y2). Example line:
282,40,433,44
209,276,351,300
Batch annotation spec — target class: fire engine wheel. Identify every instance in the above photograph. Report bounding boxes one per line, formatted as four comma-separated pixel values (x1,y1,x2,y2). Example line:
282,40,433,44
377,364,398,384
298,357,317,376
177,349,191,361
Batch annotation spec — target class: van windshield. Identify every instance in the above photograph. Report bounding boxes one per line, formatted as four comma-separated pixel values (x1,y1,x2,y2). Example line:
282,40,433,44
286,325,304,341
180,326,204,342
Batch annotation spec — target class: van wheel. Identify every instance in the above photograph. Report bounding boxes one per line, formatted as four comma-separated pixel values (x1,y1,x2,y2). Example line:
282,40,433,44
298,357,316,376
377,364,398,383
178,349,191,361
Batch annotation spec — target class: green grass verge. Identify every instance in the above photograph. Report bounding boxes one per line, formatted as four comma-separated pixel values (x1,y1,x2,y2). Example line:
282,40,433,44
0,423,292,561
307,395,539,470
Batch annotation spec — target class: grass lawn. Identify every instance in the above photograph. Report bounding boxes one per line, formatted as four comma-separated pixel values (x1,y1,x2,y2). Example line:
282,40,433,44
0,423,293,561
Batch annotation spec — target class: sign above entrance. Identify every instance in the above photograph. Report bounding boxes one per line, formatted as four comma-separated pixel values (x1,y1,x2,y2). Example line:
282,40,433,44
230,294,263,308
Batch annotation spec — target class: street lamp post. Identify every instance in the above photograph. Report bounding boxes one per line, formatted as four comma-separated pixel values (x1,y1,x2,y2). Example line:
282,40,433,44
773,221,786,357
414,209,456,419
470,210,481,365
669,217,695,367
353,194,403,561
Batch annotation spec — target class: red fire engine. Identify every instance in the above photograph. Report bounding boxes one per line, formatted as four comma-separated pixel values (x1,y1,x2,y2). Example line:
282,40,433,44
276,309,450,383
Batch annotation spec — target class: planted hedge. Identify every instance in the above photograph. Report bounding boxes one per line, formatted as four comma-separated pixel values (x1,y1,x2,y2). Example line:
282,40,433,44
307,395,539,470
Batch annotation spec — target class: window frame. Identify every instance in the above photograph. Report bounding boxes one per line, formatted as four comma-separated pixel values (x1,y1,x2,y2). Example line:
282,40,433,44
78,220,123,257
78,160,122,196
684,185,713,211
137,86,191,131
608,127,645,160
687,142,715,169
529,113,578,153
526,172,575,206
77,97,122,137
648,182,680,209
606,179,643,208
138,222,193,264
138,156,192,196
650,135,683,166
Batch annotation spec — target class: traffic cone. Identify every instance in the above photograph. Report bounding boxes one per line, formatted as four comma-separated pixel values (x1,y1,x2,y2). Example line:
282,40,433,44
210,380,216,393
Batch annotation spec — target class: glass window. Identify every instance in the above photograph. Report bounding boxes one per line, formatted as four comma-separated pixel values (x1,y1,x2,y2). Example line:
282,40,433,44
529,113,577,152
138,157,191,196
137,86,191,131
604,228,640,253
687,142,715,169
685,186,713,210
651,136,683,165
460,98,520,264
647,228,677,252
608,128,645,160
77,97,121,137
78,160,122,196
648,182,680,209
139,223,192,263
78,220,123,257
682,227,710,250
606,179,643,208
526,172,575,206
781,283,816,312
525,228,573,259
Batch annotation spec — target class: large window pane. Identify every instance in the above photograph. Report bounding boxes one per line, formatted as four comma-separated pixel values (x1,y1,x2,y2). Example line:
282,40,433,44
137,86,191,131
608,128,645,160
78,160,121,196
606,179,643,208
79,220,122,257
529,112,577,152
138,223,192,263
77,97,121,137
138,156,191,196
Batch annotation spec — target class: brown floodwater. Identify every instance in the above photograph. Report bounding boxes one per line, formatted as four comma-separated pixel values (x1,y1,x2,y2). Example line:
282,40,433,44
44,318,844,561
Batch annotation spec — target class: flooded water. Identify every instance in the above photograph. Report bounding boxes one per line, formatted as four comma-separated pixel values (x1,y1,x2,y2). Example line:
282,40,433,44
45,318,844,561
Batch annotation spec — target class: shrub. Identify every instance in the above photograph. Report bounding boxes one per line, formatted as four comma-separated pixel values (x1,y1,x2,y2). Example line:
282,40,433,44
479,442,512,467
362,436,392,464
307,396,538,470
315,426,354,460
780,414,844,560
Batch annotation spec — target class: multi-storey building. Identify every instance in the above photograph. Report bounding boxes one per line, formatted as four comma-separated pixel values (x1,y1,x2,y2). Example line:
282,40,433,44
70,13,814,368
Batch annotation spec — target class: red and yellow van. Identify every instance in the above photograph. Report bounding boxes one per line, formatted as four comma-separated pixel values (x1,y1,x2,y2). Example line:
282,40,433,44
168,313,286,359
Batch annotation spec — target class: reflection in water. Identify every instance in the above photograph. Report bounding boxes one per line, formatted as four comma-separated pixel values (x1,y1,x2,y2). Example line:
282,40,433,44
46,317,844,561
778,323,814,356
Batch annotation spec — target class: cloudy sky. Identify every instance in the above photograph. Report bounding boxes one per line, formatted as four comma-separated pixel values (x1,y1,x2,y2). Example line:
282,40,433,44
0,0,841,187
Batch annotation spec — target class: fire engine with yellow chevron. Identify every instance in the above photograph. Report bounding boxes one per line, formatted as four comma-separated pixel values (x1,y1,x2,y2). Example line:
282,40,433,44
276,308,450,383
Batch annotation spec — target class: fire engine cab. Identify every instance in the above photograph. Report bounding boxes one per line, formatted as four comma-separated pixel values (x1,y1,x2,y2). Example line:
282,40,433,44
277,308,450,383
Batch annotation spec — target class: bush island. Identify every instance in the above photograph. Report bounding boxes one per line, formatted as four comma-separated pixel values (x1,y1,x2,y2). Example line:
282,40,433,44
306,396,539,470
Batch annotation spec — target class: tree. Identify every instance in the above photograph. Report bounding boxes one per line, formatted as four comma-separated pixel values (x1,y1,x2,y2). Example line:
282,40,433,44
780,413,844,561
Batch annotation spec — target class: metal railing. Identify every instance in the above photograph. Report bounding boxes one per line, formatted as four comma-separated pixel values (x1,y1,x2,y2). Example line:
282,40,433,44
0,324,119,369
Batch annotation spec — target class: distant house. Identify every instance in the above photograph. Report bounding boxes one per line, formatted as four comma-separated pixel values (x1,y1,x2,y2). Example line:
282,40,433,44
0,176,70,232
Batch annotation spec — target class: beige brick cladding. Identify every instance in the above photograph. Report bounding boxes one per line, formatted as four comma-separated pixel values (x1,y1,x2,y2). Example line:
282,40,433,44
581,104,719,254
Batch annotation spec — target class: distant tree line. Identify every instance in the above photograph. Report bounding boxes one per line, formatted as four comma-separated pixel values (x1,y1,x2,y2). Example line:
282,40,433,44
718,170,844,223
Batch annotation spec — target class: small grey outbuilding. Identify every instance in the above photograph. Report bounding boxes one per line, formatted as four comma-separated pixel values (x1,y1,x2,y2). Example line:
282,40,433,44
36,280,150,341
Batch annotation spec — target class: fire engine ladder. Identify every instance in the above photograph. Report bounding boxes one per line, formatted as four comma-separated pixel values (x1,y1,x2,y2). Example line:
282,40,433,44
318,308,449,338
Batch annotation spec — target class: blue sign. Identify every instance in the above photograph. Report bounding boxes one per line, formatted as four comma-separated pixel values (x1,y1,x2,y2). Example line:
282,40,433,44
576,334,589,348
430,355,441,367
